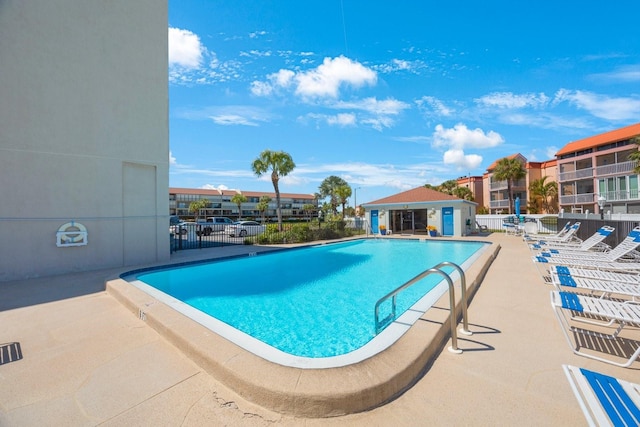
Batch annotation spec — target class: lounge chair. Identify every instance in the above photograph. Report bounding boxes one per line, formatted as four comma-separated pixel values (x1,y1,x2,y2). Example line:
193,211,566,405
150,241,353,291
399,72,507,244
533,227,640,265
551,266,640,285
550,290,640,367
475,221,488,232
524,221,573,241
563,364,640,427
527,222,581,244
550,271,640,301
530,225,614,252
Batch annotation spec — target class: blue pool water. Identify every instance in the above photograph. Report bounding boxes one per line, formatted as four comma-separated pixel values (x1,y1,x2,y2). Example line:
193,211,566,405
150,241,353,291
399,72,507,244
131,239,487,361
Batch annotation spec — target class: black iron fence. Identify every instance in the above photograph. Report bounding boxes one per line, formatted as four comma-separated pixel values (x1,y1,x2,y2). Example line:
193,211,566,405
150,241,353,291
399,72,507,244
170,220,368,252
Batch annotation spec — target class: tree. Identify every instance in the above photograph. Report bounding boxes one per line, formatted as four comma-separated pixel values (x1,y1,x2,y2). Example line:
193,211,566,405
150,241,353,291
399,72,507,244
453,186,474,201
628,136,640,173
319,176,348,214
188,199,209,221
529,176,558,214
437,179,458,195
256,195,272,223
231,193,248,220
302,203,316,221
335,185,352,219
251,150,295,229
493,157,526,214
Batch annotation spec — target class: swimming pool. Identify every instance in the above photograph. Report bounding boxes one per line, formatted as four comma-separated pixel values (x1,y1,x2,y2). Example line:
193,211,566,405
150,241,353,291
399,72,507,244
124,238,489,368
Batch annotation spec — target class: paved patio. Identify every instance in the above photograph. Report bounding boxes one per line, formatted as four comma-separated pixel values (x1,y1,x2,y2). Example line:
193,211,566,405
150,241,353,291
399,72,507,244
1,234,637,426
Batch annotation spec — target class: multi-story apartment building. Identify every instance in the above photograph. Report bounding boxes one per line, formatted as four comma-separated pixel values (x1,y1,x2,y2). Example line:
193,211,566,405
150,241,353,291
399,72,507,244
556,122,640,215
170,188,318,220
456,175,485,208
482,154,557,214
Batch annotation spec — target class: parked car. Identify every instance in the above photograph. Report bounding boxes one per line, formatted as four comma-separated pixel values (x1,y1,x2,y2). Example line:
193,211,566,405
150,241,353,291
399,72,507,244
197,217,234,236
169,222,188,235
225,220,266,237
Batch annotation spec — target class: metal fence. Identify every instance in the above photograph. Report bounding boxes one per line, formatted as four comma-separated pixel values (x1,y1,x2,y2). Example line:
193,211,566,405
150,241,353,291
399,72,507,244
170,220,369,252
475,214,560,235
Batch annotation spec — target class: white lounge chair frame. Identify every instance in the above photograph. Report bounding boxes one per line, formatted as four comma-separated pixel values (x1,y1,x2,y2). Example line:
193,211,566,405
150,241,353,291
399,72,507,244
524,221,573,242
551,266,640,285
550,272,640,302
530,225,614,252
563,364,640,427
551,290,640,367
526,222,581,244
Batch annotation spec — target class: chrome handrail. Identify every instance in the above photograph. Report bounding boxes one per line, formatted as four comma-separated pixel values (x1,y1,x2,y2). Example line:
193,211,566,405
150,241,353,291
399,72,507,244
374,263,469,354
431,262,472,336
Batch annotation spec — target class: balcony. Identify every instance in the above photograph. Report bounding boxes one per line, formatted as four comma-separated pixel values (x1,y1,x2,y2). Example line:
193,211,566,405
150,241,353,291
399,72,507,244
558,167,593,182
600,189,640,202
489,199,510,209
595,160,636,177
489,179,526,191
559,193,595,205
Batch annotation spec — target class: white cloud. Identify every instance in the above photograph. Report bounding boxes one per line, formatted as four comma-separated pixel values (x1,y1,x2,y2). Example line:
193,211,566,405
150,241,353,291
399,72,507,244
553,89,640,121
210,114,259,126
200,184,229,190
589,65,640,82
169,151,176,165
168,27,203,68
432,123,504,149
251,56,377,99
475,92,549,109
416,96,454,117
431,124,504,171
443,149,483,170
327,113,357,126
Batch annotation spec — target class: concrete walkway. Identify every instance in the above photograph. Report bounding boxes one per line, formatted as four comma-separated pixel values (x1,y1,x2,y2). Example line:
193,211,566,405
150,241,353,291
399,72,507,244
1,234,638,426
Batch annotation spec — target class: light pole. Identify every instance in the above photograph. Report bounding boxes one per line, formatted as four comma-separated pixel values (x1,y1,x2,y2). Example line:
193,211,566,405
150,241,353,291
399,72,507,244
353,186,361,217
597,194,606,220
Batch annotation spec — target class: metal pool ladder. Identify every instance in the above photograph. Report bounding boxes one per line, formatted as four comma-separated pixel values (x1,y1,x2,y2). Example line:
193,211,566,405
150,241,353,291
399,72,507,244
374,261,472,354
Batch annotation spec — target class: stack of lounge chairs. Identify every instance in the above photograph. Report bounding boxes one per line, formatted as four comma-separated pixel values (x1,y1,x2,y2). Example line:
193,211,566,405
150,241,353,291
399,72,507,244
528,222,640,423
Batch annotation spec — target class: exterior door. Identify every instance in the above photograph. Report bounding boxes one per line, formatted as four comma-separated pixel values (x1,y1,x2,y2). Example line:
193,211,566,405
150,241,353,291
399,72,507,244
371,210,379,232
442,207,454,236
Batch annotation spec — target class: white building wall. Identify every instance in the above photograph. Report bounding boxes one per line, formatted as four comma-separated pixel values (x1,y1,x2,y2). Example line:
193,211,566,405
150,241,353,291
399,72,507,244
0,1,169,281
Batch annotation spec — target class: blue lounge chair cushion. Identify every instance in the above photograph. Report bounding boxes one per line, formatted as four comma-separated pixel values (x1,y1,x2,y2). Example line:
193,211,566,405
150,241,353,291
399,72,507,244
557,274,577,287
559,291,583,311
535,256,548,263
556,266,570,275
579,367,640,427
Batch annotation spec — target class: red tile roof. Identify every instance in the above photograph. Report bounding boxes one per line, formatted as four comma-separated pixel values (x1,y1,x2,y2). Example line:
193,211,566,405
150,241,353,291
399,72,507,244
555,122,640,156
169,187,315,199
365,186,461,205
485,153,526,172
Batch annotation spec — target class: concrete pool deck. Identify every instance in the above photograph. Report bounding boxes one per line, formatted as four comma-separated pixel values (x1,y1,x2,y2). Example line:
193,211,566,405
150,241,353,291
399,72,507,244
1,233,638,425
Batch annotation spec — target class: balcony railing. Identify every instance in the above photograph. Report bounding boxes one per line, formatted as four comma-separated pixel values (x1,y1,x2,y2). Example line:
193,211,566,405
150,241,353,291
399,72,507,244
600,189,640,202
559,193,596,205
595,160,636,177
489,199,510,209
489,179,526,191
558,167,594,182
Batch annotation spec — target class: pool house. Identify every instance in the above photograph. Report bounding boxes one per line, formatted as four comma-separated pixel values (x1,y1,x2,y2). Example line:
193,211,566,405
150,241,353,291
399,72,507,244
363,186,478,237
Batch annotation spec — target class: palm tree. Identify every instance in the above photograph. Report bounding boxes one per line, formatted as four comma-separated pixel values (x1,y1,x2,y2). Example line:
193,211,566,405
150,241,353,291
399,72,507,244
231,193,247,220
256,195,272,223
628,136,640,173
529,176,558,214
251,150,295,229
335,185,352,219
492,157,526,214
188,199,209,221
437,179,458,195
319,175,348,214
453,186,474,201
302,203,316,221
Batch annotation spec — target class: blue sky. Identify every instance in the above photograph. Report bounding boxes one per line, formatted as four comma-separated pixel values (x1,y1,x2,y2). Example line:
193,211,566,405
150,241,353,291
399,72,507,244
168,1,640,204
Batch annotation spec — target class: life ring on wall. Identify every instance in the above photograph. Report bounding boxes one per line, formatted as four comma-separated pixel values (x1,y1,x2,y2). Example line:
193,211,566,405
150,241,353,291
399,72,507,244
57,221,87,243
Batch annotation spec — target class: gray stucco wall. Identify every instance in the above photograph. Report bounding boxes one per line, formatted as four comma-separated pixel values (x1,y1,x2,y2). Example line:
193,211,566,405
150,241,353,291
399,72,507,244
0,1,169,281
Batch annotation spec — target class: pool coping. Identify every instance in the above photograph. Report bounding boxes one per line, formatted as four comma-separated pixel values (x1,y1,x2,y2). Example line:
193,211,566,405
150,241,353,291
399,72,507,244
106,238,500,417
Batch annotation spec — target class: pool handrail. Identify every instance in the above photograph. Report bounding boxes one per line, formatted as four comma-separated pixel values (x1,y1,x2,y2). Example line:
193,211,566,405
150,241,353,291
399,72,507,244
431,261,472,336
374,262,469,354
